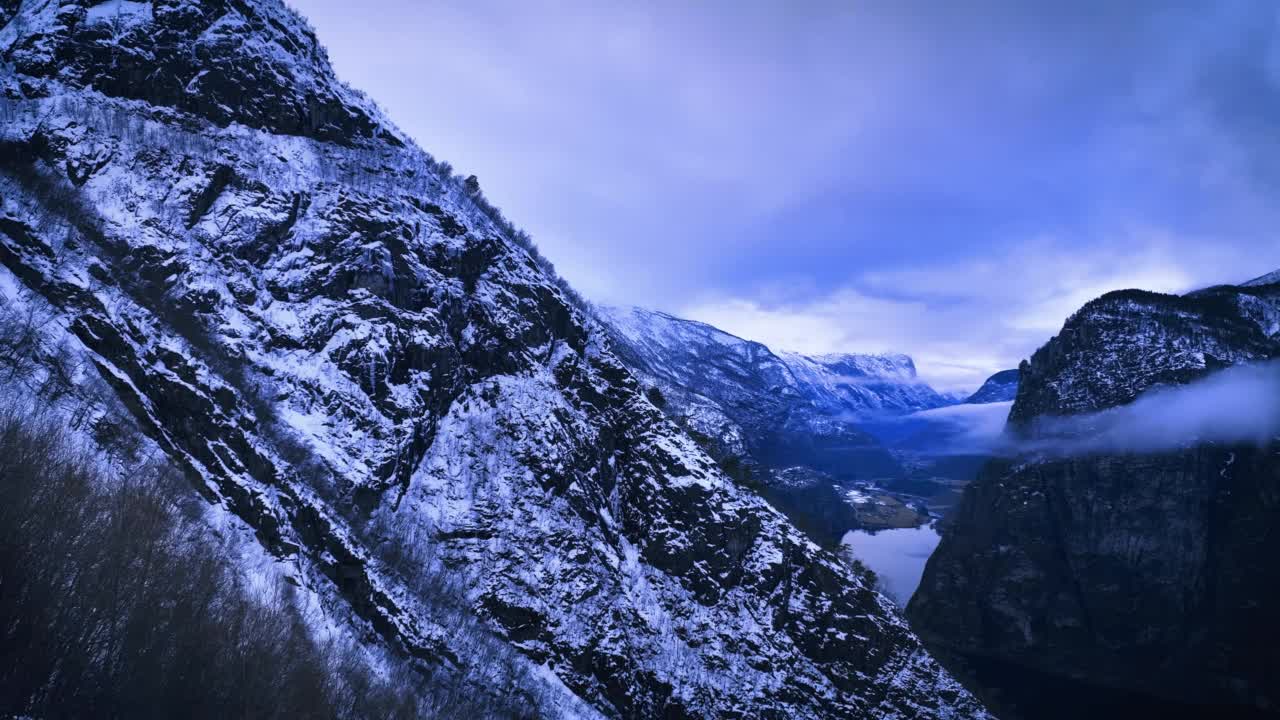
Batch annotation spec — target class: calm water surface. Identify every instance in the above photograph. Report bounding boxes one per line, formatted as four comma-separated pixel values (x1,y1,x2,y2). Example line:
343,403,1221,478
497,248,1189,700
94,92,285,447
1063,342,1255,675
841,524,941,606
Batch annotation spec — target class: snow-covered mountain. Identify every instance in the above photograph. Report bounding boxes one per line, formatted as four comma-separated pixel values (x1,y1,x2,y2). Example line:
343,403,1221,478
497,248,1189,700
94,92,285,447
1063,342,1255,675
0,2,986,717
600,305,926,479
777,350,950,416
910,278,1280,717
602,306,948,421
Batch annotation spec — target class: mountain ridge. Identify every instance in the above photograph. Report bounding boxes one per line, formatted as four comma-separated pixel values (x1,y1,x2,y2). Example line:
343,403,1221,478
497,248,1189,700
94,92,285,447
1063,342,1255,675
964,369,1019,404
600,305,951,419
1243,267,1280,287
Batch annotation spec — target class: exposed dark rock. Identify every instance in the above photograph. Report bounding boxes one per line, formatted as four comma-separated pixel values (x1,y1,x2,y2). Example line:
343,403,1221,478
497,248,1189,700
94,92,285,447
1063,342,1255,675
910,280,1280,718
2,0,396,146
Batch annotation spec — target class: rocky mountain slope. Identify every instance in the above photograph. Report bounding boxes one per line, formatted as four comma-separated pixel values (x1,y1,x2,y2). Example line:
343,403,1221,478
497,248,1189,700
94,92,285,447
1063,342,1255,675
0,2,986,717
597,306,951,475
909,278,1280,718
599,306,948,537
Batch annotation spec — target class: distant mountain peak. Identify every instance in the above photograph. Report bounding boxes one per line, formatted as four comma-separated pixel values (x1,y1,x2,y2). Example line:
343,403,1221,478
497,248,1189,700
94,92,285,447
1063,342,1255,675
599,305,947,415
598,304,759,349
964,368,1019,404
786,350,921,382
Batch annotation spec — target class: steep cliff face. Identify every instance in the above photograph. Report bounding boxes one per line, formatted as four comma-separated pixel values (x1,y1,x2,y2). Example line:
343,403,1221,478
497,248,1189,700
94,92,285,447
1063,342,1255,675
909,281,1280,717
1,0,394,144
0,2,986,717
599,305,808,462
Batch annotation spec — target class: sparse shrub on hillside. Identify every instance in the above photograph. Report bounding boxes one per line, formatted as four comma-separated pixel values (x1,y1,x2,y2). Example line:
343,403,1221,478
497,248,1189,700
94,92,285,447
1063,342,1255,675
0,401,525,719
0,286,522,720
645,384,667,409
438,166,588,310
0,406,366,718
0,303,559,716
837,543,893,602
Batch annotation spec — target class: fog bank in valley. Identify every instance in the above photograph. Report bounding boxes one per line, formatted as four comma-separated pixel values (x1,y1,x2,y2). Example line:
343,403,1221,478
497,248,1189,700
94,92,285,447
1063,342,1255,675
875,361,1280,459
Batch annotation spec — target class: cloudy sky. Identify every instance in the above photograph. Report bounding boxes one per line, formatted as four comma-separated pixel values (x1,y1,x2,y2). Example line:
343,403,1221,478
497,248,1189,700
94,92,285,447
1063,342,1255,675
294,0,1280,390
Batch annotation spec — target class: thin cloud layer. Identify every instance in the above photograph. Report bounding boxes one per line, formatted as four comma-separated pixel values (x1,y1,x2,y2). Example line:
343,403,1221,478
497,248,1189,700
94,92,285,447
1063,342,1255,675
866,362,1280,460
1021,361,1280,457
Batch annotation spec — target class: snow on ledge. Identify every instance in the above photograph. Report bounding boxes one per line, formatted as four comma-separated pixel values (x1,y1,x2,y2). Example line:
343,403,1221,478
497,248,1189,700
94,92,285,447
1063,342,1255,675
86,1,154,26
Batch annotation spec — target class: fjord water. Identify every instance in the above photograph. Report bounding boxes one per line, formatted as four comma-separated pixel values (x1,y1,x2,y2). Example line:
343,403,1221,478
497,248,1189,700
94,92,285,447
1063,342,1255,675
841,523,941,606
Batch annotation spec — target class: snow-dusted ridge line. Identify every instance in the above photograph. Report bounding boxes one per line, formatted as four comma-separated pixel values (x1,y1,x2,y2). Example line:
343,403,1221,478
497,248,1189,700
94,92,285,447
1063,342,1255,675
600,304,948,418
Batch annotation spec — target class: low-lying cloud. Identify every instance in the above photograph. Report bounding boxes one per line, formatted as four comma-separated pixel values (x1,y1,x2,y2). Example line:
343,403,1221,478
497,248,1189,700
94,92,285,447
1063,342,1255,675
860,401,1013,456
1020,361,1280,457
870,361,1280,460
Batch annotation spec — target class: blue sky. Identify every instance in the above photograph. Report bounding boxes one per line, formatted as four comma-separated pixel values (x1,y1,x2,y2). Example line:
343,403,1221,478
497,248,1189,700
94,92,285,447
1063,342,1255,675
294,0,1280,390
